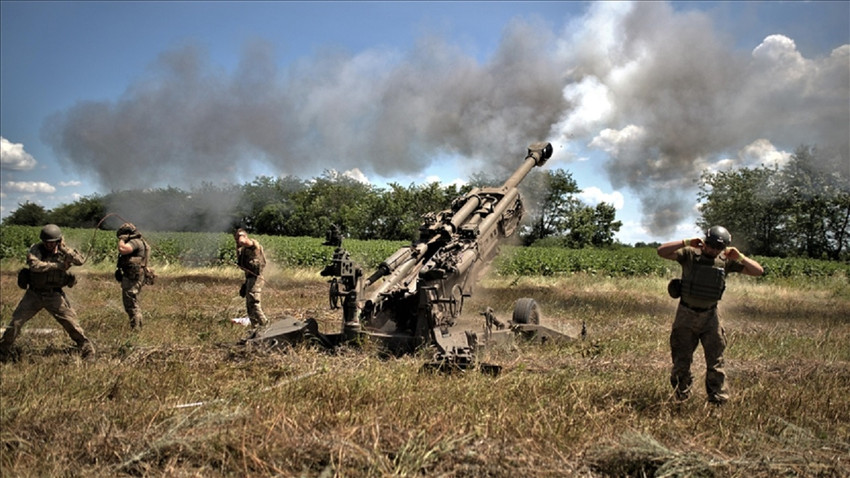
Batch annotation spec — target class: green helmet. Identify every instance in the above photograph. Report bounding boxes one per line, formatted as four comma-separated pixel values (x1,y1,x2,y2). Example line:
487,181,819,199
705,225,731,249
116,222,138,237
40,224,63,243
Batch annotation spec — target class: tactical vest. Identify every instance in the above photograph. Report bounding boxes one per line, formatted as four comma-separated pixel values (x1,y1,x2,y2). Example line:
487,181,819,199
118,238,149,280
28,269,70,289
237,242,266,276
27,243,71,289
681,260,726,302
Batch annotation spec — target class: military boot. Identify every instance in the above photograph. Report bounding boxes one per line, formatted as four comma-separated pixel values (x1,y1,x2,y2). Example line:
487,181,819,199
0,346,16,363
130,312,144,330
79,340,95,359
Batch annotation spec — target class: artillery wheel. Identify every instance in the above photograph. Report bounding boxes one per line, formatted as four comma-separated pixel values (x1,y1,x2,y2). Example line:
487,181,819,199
512,298,540,325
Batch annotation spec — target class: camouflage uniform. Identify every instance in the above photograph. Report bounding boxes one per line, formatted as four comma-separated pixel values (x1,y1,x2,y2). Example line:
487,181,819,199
670,247,744,404
118,235,150,329
0,241,94,359
237,236,268,327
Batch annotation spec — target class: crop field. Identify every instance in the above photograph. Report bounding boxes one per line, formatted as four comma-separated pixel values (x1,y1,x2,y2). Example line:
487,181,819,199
1,227,848,477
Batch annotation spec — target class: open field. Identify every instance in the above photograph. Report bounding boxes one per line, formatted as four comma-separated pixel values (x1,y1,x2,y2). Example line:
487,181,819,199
1,263,848,477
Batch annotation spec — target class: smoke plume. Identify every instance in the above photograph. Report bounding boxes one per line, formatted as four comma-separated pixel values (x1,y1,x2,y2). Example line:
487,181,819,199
41,2,849,237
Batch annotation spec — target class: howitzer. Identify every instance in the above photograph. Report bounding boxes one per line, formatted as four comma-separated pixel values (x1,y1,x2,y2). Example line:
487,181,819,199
247,142,577,370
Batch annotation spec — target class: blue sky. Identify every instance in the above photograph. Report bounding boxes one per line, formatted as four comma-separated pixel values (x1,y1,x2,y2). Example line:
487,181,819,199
2,1,848,244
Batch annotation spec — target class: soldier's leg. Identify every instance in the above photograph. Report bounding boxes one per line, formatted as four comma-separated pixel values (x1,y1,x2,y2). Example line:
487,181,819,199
122,277,145,329
669,305,699,400
246,277,268,327
702,312,728,404
44,291,93,356
0,290,43,357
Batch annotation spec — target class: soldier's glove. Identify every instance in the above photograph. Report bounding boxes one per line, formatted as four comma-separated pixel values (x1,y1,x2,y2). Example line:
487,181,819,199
114,268,123,282
65,272,77,288
239,282,247,298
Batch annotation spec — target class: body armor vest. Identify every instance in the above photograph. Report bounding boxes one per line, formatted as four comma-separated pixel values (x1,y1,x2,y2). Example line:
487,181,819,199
237,243,266,276
28,269,69,289
118,237,149,280
27,243,71,289
681,260,726,302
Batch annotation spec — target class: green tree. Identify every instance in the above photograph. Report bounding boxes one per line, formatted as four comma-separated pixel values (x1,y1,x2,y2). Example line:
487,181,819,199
698,145,849,260
780,146,850,260
236,175,305,233
561,203,622,248
521,169,583,245
2,201,48,226
48,195,106,228
368,181,491,241
288,171,379,239
697,165,785,256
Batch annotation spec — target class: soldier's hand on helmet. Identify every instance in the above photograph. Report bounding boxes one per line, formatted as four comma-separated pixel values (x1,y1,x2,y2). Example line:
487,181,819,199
686,238,704,248
726,247,743,261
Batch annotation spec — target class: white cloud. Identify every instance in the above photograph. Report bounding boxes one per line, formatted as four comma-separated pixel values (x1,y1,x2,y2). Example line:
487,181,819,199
737,139,791,169
578,186,624,209
751,35,806,78
704,139,791,175
446,178,467,188
342,168,370,184
588,125,646,156
58,180,83,187
3,181,57,194
1,137,37,171
555,76,615,139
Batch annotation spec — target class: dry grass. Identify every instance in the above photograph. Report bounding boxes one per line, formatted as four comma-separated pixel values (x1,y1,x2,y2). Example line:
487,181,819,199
1,266,848,477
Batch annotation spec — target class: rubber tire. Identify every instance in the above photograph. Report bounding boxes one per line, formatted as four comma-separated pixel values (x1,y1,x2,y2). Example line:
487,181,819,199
513,298,540,325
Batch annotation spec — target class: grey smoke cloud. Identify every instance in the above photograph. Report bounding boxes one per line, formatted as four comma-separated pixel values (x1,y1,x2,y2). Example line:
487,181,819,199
555,2,849,234
41,20,566,193
41,2,849,237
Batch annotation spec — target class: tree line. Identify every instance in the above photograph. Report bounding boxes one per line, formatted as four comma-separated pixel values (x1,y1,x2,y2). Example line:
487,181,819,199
698,145,849,260
4,144,847,259
1,169,623,248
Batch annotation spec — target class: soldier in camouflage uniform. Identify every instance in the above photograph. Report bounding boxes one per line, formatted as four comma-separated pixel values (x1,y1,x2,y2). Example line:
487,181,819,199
234,228,268,328
657,226,763,404
0,224,94,361
116,222,151,330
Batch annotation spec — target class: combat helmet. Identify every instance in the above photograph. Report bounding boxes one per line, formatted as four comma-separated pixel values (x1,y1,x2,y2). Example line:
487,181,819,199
40,224,63,243
116,222,138,237
705,225,731,249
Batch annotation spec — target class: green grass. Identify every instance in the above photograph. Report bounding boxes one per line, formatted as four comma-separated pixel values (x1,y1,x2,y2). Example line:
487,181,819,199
1,262,849,477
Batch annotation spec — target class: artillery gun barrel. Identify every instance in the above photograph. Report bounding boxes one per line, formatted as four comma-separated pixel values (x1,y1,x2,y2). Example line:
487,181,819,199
449,142,552,231
502,141,553,190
